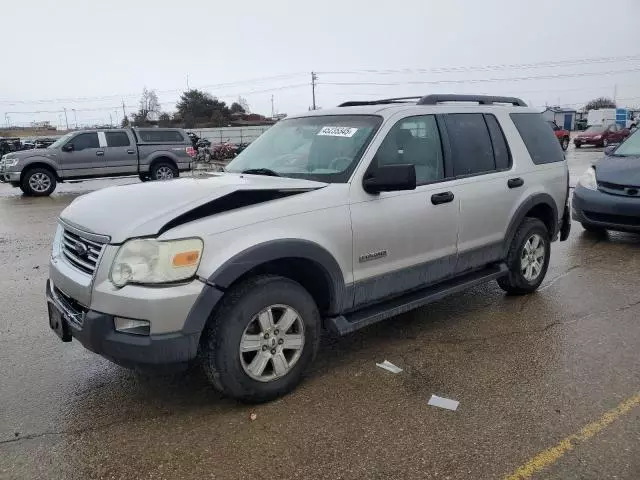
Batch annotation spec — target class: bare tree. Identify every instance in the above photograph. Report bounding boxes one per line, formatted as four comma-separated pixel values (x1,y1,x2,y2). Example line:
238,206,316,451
585,97,616,111
137,87,161,121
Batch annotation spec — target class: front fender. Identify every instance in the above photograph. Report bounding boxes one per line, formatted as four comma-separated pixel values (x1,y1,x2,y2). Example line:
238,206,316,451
18,157,61,175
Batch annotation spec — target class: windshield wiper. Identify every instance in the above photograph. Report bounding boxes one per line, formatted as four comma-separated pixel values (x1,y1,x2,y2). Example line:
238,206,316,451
241,168,280,177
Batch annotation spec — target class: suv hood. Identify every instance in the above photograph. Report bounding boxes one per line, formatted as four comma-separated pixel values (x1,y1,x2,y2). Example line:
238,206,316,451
595,155,640,186
60,174,326,243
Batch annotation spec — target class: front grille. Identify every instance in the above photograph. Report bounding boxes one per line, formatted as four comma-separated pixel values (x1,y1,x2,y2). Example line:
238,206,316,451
53,286,88,327
584,211,640,227
598,181,640,197
61,229,106,275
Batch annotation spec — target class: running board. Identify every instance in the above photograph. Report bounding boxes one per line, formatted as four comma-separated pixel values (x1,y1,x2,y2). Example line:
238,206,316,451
326,263,508,335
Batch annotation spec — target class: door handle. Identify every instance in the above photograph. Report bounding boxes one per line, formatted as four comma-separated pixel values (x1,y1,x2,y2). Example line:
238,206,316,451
431,191,455,205
126,149,135,154
508,177,524,188
96,151,104,156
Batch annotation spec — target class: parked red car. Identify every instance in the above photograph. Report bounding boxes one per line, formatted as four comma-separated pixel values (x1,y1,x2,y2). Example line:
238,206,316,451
574,124,630,148
548,121,570,151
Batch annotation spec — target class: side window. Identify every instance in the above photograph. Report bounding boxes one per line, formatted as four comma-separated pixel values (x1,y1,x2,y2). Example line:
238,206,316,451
485,114,512,170
374,115,444,185
444,114,495,176
138,130,184,143
70,133,99,151
510,113,564,164
105,132,131,147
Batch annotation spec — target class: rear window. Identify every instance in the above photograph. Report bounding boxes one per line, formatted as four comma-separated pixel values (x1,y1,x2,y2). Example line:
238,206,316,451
138,130,184,143
105,131,131,147
510,113,564,164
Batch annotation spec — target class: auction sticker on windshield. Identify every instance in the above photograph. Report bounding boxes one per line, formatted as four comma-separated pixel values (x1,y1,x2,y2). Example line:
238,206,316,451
318,126,358,137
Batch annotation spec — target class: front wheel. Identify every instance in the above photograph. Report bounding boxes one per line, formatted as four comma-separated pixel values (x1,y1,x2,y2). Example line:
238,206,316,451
602,138,609,148
200,275,321,402
561,137,569,151
498,218,550,295
21,168,56,196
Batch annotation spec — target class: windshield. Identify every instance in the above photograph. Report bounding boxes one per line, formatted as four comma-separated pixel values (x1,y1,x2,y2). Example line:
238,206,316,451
584,126,606,134
48,133,74,149
612,129,640,156
225,115,382,183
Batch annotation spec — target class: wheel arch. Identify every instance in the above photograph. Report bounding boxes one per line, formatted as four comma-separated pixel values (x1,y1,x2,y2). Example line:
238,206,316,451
20,161,61,182
149,155,178,172
503,193,558,257
182,239,348,338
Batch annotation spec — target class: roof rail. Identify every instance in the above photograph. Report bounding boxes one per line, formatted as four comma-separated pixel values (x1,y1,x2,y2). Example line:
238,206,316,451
417,94,527,106
338,97,423,107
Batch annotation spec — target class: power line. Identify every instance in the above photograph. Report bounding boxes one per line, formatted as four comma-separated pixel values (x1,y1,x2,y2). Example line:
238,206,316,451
319,66,640,87
317,54,640,76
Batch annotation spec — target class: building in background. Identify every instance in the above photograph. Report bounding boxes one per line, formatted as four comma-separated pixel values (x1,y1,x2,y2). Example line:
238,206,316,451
541,107,577,131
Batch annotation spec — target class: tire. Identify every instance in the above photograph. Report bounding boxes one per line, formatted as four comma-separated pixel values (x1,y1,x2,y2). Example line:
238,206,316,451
581,222,607,234
138,174,150,182
21,167,56,196
200,275,321,402
575,143,581,148
150,161,178,181
602,138,609,148
561,137,570,151
498,218,550,295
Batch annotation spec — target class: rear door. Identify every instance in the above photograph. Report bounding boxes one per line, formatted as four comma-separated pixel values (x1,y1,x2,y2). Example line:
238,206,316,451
103,130,137,174
59,132,105,177
440,113,516,274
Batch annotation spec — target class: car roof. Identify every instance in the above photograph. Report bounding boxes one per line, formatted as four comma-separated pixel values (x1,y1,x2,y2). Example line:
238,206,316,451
287,103,540,120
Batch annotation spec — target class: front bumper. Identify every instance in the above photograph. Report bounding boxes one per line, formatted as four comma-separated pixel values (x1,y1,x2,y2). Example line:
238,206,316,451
46,279,215,371
0,171,20,183
574,137,602,146
573,184,640,232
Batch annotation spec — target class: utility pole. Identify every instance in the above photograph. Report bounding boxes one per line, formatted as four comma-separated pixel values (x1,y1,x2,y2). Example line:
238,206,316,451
186,74,190,90
613,84,618,104
4,114,9,128
72,109,78,129
63,108,69,130
122,99,127,120
109,113,113,127
311,71,317,110
271,94,275,118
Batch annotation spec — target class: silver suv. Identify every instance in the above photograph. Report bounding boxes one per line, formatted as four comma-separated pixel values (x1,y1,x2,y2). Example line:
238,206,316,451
46,95,571,402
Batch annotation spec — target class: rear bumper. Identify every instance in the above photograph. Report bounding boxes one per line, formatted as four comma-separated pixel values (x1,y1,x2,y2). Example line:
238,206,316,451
573,184,640,232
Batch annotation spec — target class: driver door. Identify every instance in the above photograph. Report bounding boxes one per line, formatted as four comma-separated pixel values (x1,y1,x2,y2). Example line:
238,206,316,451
60,132,105,177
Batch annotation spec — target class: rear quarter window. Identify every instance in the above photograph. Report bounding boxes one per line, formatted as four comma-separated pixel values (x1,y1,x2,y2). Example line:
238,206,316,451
138,130,184,143
510,113,564,164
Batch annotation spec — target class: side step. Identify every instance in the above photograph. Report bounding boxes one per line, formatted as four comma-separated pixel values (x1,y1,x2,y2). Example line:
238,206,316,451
326,263,508,335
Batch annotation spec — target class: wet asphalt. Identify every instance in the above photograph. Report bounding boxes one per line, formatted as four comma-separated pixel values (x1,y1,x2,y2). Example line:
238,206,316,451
1,146,639,480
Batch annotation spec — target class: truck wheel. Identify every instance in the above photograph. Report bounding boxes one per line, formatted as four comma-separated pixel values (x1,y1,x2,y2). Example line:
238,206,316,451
498,218,550,295
150,162,178,181
561,137,569,151
200,275,321,403
21,168,56,196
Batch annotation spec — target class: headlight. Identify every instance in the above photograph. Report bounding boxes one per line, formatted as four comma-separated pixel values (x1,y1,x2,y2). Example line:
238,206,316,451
110,237,203,287
578,167,597,190
3,157,18,167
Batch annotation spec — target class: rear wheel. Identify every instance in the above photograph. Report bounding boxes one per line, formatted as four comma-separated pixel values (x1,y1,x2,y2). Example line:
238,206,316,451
561,137,569,151
151,162,178,181
200,275,321,402
21,168,56,196
498,218,550,295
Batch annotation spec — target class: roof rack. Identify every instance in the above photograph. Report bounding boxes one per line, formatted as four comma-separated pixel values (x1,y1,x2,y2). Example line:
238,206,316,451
338,97,423,107
417,94,527,106
338,94,527,108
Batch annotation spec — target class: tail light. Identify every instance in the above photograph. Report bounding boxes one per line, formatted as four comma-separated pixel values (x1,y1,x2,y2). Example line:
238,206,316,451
186,146,196,158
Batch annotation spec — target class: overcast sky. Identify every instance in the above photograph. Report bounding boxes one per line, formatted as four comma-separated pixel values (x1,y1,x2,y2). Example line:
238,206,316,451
2,0,640,128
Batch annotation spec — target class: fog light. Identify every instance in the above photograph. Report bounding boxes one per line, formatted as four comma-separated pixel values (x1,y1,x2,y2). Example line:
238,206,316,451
114,317,150,335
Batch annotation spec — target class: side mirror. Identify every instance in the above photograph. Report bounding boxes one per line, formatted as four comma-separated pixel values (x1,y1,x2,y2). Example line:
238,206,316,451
604,146,616,156
62,143,74,152
363,164,416,194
